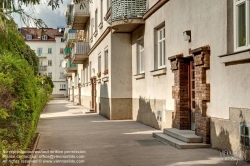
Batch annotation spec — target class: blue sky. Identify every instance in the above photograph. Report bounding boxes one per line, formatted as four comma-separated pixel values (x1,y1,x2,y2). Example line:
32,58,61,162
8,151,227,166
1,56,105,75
14,0,71,28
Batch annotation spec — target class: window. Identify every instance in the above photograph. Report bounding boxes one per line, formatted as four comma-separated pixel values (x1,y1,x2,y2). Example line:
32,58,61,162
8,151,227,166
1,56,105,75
60,72,64,78
81,69,84,84
98,53,101,73
104,48,108,72
95,9,98,32
48,72,52,78
89,62,92,78
101,0,103,23
60,48,64,54
39,60,43,66
85,66,88,83
137,38,144,73
240,123,250,148
26,35,32,40
157,26,165,68
60,84,66,90
59,60,63,67
61,38,65,42
48,60,52,66
235,0,248,49
37,48,43,56
42,35,47,40
48,48,52,54
91,18,94,35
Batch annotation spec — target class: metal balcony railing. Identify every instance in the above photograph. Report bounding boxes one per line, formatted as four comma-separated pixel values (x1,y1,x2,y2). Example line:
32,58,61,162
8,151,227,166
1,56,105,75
39,66,47,71
64,48,72,55
71,3,90,25
110,0,147,22
66,4,74,25
72,42,90,57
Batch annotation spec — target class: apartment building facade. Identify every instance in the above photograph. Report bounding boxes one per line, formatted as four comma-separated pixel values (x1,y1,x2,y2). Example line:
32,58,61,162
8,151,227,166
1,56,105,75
20,27,68,97
64,0,250,158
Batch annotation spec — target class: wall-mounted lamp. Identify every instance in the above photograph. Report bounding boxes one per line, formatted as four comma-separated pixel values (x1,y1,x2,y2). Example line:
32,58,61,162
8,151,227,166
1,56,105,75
183,30,191,42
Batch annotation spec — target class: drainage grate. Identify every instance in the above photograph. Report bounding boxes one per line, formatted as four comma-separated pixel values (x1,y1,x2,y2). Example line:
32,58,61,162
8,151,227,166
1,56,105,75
136,139,167,147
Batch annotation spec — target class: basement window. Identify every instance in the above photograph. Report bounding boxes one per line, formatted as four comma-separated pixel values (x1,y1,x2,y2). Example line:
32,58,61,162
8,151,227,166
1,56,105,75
240,123,250,148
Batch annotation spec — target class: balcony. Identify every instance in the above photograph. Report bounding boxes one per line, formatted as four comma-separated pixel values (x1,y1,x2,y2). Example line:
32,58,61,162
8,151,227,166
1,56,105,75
65,29,77,43
109,0,146,33
71,42,89,64
66,4,74,26
64,48,72,59
37,53,48,58
39,66,47,71
66,60,77,73
71,3,90,30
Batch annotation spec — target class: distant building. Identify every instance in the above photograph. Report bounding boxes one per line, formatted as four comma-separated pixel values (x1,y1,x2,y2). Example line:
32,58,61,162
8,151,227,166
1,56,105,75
19,27,67,98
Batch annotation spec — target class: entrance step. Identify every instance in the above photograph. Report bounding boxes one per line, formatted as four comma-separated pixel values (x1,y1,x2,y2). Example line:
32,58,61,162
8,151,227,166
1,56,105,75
163,128,203,143
153,133,210,149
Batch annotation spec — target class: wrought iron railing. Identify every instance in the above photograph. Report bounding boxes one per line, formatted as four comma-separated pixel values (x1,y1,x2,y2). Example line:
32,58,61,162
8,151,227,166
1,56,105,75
110,0,147,22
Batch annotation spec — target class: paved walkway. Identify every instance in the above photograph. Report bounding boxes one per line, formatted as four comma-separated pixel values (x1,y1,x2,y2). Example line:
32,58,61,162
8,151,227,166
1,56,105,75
32,99,248,166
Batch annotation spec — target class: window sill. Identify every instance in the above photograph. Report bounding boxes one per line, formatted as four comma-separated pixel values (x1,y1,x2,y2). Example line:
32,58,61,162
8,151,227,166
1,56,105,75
219,48,250,64
102,76,109,82
85,83,89,86
59,89,66,91
134,73,145,80
82,84,85,87
98,22,103,29
150,68,166,76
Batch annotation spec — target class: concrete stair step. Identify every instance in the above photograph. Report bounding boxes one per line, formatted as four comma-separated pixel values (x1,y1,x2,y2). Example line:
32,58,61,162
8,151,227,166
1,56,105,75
153,133,210,149
163,128,203,143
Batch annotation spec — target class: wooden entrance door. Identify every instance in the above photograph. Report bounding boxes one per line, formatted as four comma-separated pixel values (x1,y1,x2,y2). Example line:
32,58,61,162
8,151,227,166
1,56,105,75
188,61,195,131
91,78,97,112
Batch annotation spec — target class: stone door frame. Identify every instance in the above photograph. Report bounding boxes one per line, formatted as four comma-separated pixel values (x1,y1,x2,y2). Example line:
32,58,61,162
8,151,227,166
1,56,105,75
168,46,211,144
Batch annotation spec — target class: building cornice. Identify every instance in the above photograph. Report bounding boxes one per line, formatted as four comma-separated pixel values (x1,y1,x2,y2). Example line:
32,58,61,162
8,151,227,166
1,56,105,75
143,0,170,20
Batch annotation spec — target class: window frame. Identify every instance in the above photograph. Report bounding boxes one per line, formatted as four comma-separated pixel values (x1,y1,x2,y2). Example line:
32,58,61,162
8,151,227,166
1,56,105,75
42,35,47,40
60,48,64,54
104,47,109,73
48,60,52,66
48,48,52,54
137,38,145,74
234,0,250,51
26,35,32,40
157,26,166,69
48,72,52,78
37,48,43,56
98,53,102,73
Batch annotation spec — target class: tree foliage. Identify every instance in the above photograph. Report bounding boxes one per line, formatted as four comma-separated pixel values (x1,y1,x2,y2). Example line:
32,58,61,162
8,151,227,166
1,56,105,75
0,14,52,165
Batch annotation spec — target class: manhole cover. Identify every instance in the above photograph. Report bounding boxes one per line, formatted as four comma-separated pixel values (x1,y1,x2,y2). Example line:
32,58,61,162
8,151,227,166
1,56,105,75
136,139,167,146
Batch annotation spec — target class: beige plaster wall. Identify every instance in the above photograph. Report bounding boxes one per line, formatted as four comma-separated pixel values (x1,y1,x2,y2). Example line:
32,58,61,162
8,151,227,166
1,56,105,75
110,33,132,99
131,0,230,120
132,98,172,129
